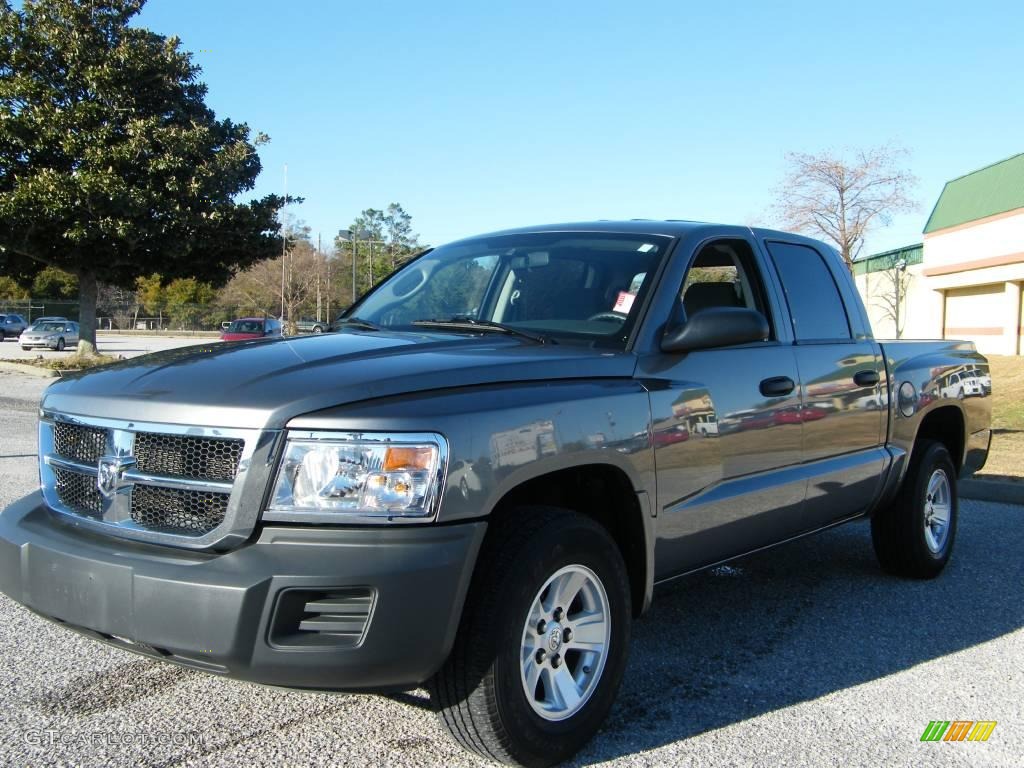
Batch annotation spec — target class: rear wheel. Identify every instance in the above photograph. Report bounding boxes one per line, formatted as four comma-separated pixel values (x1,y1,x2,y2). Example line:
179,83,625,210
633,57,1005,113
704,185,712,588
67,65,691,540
432,507,631,767
871,440,958,579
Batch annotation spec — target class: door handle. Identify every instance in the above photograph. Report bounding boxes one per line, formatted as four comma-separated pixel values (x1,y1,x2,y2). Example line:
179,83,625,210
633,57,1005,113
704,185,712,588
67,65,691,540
759,376,796,397
853,370,880,387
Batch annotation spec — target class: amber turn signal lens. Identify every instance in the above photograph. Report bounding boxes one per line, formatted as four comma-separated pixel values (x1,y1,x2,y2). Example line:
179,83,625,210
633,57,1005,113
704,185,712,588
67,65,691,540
383,446,434,471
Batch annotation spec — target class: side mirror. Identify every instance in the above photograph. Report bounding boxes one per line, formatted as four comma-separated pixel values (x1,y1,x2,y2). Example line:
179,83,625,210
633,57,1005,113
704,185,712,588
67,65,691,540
661,307,769,353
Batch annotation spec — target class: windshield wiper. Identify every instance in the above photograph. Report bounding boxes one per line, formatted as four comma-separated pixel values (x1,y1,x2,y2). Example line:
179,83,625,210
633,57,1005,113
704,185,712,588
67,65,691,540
411,317,552,344
334,317,382,331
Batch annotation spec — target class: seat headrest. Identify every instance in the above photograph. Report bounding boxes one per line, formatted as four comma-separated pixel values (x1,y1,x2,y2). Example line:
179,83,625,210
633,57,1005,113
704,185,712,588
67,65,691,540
683,282,742,314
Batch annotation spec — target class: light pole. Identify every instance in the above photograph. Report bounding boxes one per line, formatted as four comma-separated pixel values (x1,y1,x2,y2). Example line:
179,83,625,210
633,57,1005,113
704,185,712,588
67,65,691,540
337,228,382,306
895,258,908,339
280,164,288,321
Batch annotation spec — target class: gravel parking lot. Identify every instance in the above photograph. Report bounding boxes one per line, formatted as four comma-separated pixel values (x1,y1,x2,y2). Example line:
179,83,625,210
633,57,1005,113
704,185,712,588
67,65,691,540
0,333,212,360
0,370,1020,767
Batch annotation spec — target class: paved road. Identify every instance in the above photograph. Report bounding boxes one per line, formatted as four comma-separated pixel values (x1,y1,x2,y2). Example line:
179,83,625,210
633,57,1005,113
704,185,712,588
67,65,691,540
0,371,1020,767
0,333,212,360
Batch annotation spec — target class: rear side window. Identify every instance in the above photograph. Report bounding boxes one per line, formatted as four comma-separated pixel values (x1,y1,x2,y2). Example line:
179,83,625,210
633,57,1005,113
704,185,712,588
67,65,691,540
766,242,851,341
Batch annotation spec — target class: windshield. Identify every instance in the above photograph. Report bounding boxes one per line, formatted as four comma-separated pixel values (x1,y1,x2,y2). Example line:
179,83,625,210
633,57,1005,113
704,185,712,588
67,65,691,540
227,320,264,333
35,322,66,332
346,232,671,348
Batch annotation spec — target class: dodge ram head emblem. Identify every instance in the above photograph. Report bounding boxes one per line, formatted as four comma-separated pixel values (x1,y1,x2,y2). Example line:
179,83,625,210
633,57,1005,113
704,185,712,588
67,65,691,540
547,626,562,653
96,455,136,498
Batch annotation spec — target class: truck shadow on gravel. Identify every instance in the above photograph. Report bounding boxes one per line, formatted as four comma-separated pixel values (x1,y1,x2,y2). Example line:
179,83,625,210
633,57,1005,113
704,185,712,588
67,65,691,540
570,503,1024,765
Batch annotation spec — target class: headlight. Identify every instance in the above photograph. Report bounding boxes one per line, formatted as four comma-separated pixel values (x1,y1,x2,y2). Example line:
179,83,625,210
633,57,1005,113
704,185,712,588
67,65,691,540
264,432,448,524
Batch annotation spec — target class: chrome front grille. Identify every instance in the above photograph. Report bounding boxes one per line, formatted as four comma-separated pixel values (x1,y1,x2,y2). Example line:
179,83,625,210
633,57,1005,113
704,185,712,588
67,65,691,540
53,422,106,464
54,466,103,517
39,414,266,549
134,432,243,484
130,485,230,533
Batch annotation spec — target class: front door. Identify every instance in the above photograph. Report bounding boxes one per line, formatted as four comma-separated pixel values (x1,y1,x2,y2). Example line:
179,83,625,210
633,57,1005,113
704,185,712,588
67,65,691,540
640,237,807,579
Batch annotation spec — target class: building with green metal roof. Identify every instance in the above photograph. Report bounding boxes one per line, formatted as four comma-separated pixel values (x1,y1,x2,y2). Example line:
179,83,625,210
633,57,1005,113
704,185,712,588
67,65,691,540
924,152,1024,234
855,153,1024,354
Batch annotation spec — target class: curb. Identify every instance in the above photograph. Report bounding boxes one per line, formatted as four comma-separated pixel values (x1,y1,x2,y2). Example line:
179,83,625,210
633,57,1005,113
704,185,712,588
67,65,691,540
0,360,58,378
961,478,1024,505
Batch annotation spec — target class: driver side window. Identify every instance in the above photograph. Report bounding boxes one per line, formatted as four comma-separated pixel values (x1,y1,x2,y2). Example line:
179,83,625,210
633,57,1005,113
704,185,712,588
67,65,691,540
679,239,773,338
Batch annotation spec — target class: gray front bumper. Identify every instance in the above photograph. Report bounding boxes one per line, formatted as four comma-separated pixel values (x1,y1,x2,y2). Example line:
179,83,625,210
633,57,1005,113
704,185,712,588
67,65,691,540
0,492,486,691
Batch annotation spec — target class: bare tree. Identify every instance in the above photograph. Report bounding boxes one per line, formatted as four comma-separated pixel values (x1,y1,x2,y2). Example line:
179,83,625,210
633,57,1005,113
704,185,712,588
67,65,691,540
873,254,913,338
220,238,324,331
773,145,917,270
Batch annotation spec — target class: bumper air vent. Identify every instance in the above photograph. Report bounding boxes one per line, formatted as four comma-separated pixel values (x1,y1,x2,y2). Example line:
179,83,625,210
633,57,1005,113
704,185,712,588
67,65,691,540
269,588,375,649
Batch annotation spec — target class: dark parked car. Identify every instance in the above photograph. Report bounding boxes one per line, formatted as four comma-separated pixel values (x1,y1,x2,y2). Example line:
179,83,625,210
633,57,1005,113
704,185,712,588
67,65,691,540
0,313,28,340
0,221,992,767
220,317,283,341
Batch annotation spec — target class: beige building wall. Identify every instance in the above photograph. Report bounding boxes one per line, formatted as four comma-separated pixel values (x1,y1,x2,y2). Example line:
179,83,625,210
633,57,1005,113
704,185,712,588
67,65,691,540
855,208,1024,355
921,209,1024,356
855,264,927,339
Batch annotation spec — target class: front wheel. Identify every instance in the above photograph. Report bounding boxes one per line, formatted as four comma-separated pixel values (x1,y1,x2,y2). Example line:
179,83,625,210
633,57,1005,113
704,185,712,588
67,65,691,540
432,507,631,767
871,440,958,579
56,337,66,351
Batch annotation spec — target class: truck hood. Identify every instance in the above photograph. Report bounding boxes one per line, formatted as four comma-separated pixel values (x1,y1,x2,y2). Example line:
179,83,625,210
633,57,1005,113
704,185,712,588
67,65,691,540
42,330,637,429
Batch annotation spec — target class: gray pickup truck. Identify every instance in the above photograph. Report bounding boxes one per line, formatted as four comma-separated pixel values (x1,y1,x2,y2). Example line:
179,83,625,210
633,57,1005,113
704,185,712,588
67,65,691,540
0,221,991,766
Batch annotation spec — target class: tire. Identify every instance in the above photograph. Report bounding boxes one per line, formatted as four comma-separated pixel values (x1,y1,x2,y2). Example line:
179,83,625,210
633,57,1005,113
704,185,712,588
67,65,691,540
957,388,964,400
871,440,958,579
313,325,324,334
56,337,65,351
0,330,5,341
432,507,631,767
21,346,30,351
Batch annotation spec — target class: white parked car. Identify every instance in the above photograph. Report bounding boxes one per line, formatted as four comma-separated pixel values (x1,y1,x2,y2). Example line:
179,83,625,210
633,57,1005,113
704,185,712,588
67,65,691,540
20,321,79,351
941,369,983,399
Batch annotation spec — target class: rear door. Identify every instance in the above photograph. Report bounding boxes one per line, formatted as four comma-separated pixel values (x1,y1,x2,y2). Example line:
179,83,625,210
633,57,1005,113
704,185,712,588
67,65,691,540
762,241,887,528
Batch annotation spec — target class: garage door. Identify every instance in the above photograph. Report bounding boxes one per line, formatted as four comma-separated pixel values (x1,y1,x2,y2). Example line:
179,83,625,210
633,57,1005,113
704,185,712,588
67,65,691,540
943,284,1004,353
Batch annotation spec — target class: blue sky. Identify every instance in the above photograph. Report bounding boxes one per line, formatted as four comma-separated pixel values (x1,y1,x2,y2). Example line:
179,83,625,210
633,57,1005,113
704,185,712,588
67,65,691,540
138,0,1024,255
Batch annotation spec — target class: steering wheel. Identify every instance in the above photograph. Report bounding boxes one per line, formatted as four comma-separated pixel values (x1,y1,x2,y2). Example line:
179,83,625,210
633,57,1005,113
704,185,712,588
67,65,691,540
587,312,627,323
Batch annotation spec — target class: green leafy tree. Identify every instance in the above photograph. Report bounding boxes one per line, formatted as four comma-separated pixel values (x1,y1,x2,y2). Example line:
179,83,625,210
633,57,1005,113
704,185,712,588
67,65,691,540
32,266,78,299
135,274,165,315
0,0,287,352
334,204,422,302
0,275,28,299
164,277,215,330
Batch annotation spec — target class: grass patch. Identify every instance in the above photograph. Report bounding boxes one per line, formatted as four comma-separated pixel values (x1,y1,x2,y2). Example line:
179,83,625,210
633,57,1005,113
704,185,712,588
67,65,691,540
976,355,1024,481
987,355,1024,431
1,353,117,372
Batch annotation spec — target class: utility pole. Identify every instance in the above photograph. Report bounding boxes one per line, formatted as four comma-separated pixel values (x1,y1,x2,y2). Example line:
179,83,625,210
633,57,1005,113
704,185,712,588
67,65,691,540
316,232,322,322
278,165,286,321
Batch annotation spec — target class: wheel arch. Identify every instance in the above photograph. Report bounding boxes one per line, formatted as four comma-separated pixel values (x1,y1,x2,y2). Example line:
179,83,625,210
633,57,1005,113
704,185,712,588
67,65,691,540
913,405,966,472
484,461,654,617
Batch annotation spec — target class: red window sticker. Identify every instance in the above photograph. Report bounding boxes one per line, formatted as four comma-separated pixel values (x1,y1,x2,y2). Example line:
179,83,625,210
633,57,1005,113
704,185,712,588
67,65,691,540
614,291,636,313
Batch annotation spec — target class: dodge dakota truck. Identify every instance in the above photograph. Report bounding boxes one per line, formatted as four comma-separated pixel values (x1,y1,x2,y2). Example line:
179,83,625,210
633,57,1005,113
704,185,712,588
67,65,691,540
0,221,991,766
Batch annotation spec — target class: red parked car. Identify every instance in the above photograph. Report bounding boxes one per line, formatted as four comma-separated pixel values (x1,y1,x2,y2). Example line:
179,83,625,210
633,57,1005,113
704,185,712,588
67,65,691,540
220,317,284,342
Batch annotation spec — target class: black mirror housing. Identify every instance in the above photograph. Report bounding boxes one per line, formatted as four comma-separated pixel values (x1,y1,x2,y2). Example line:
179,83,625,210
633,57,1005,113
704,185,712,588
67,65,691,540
661,307,769,353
